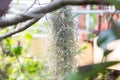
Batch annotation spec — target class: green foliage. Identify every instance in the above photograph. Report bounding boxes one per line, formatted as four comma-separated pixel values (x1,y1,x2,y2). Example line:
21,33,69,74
90,14,97,30
12,46,22,56
0,32,45,80
77,45,88,54
1,1,120,80
65,61,120,80
6,58,45,80
67,18,120,80
22,32,33,44
22,59,44,74
2,38,22,57
88,33,96,40
104,50,113,57
97,20,120,56
110,0,120,10
116,76,120,80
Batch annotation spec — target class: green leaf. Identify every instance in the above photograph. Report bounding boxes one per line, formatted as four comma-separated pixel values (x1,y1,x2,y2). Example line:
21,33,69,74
13,46,22,56
109,0,120,10
97,20,120,50
65,71,83,80
65,61,120,80
22,59,41,74
104,49,113,57
97,29,115,50
90,14,97,29
24,32,33,40
77,46,88,54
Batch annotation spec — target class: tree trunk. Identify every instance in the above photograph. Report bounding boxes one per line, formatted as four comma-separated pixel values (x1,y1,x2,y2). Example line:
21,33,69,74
48,6,76,80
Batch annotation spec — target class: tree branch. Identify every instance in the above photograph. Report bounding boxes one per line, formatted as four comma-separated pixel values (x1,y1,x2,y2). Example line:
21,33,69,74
0,18,39,40
0,0,110,28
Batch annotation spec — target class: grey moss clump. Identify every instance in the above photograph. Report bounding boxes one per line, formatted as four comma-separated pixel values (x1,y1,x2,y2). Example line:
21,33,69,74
48,6,76,80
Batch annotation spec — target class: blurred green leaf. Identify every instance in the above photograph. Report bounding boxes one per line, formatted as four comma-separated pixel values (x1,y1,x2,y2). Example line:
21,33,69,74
77,45,88,54
5,38,11,48
104,50,113,57
65,61,120,80
24,32,33,40
90,14,97,30
13,46,22,56
97,29,115,50
110,0,120,10
22,59,43,74
33,29,40,34
77,46,88,54
97,20,120,51
5,51,14,57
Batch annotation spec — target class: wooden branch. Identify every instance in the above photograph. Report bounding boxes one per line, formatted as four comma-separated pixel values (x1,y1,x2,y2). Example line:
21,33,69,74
0,18,39,40
0,0,110,28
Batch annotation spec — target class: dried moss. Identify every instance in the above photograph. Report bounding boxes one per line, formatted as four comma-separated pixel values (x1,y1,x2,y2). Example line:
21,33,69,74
48,6,76,80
